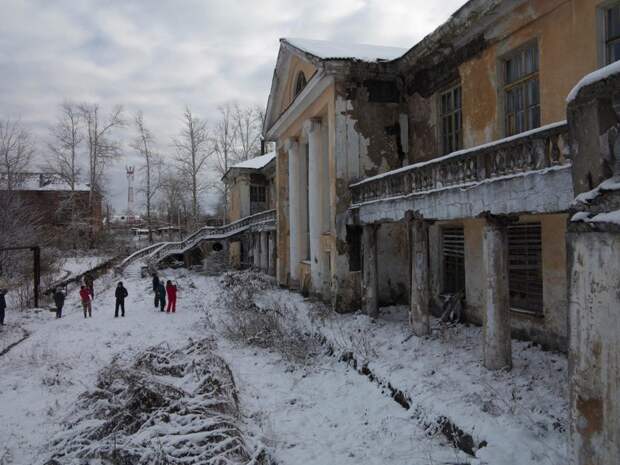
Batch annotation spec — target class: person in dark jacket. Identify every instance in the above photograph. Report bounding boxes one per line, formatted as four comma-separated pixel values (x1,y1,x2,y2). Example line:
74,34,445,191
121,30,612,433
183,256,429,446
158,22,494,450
165,280,177,313
158,280,166,312
53,288,65,319
152,273,160,308
115,282,128,317
0,288,7,326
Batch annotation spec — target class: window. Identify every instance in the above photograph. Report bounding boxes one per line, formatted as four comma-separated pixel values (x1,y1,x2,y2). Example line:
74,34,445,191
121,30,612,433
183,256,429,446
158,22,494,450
250,185,266,203
442,226,465,294
295,72,307,97
439,85,462,154
504,44,540,136
508,223,543,314
605,4,620,64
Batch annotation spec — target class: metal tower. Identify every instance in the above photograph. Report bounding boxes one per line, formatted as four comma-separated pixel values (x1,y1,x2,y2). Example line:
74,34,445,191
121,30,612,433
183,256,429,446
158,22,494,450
126,166,135,217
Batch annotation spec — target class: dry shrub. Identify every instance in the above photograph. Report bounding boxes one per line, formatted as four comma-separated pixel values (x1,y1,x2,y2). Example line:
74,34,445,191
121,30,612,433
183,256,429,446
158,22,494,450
219,271,322,364
46,338,272,465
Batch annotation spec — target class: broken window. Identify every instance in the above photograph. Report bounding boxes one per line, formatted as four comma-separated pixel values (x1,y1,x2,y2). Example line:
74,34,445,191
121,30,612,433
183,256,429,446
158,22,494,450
504,43,540,136
508,222,543,314
439,84,462,155
605,4,620,64
442,226,465,294
346,225,362,272
295,72,307,97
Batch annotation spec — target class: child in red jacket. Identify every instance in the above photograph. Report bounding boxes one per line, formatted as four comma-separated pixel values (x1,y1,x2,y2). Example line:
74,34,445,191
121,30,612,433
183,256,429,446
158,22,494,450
165,280,177,313
79,285,92,318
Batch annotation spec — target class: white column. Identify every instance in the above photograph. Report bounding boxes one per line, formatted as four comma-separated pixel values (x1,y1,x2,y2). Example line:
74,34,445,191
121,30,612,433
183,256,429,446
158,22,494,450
482,218,512,371
286,138,300,283
306,118,323,290
362,224,379,317
410,219,430,336
252,233,260,268
238,175,250,218
260,231,268,272
268,231,276,276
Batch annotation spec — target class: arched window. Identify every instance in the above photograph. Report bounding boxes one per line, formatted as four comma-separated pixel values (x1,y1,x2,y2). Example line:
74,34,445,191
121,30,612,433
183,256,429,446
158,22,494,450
294,71,307,97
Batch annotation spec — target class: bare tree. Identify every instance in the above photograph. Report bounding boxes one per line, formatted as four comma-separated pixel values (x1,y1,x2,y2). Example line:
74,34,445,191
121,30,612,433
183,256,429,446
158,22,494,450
46,102,83,190
212,103,238,222
45,102,84,248
78,103,124,245
173,106,211,226
159,171,189,237
0,118,34,190
131,111,161,243
233,103,263,162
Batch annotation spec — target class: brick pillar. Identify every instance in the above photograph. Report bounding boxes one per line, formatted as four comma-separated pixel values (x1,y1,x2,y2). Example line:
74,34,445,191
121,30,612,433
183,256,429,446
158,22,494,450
481,217,512,371
410,219,430,336
361,224,379,317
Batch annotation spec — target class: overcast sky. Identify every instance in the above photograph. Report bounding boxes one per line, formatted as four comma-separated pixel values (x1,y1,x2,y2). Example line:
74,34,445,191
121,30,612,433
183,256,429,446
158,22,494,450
0,0,464,212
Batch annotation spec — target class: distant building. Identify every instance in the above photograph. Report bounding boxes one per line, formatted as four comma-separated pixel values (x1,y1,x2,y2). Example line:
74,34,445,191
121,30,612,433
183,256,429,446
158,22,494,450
0,172,103,234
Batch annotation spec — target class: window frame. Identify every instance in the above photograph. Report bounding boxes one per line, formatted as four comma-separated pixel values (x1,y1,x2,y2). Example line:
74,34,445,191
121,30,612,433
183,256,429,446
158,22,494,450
294,71,307,97
250,184,266,203
441,225,466,295
507,222,544,315
502,41,540,137
438,83,463,155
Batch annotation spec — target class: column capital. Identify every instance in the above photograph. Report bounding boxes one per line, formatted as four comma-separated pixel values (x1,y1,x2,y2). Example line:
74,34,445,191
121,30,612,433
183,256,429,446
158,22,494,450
284,137,299,152
303,117,323,136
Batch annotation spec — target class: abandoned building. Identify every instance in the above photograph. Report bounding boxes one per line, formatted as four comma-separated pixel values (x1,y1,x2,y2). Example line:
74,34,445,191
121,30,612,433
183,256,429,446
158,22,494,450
0,172,103,239
223,151,277,274
260,1,620,463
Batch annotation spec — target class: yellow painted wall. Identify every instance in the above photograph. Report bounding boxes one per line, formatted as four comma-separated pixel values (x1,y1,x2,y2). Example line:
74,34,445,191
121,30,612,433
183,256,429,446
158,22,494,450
279,55,317,115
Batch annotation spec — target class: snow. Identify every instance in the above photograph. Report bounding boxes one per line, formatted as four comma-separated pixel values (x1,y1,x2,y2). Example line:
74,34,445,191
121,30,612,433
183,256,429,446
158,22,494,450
0,267,568,465
572,209,620,225
567,60,620,102
284,37,407,62
350,121,568,188
573,176,620,204
230,151,276,170
1,173,90,192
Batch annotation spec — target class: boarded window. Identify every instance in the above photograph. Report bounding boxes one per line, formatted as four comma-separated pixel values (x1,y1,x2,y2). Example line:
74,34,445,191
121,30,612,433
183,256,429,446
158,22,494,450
508,223,543,314
606,4,620,64
442,226,465,294
439,84,462,155
504,44,540,136
295,72,307,97
347,225,362,272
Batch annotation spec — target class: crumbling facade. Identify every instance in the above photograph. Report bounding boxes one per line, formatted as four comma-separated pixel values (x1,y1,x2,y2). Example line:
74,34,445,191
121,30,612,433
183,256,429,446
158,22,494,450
263,3,620,460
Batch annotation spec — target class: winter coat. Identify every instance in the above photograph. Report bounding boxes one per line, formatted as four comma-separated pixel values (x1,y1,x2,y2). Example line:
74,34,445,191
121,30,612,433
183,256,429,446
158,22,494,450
152,276,160,292
158,283,167,302
166,283,177,301
79,288,92,303
0,291,6,310
115,286,128,302
53,291,65,308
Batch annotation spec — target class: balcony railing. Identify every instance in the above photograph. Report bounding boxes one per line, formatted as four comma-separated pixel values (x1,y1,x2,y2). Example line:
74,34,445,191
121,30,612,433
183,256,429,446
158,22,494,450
350,121,570,205
118,209,276,270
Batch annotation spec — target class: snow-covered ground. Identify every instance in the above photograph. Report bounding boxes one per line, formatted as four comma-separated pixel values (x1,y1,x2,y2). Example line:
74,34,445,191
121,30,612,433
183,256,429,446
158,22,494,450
0,267,568,465
52,255,113,283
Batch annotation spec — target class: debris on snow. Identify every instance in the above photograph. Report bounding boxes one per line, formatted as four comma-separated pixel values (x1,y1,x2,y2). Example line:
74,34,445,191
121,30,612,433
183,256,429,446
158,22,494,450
45,338,271,465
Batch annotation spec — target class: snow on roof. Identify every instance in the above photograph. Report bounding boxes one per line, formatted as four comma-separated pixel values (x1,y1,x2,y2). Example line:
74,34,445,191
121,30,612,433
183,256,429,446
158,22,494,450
567,61,620,102
0,173,90,192
284,38,407,62
230,151,276,170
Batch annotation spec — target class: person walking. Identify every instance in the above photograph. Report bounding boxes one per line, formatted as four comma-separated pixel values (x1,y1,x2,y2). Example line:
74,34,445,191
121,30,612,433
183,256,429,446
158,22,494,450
0,288,7,327
165,280,177,313
158,280,166,312
152,273,160,309
115,282,128,318
53,288,65,319
83,273,95,298
79,285,92,318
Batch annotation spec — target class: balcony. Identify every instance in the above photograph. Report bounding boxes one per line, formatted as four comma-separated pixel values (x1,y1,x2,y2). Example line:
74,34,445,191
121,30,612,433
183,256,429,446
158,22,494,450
350,122,574,223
